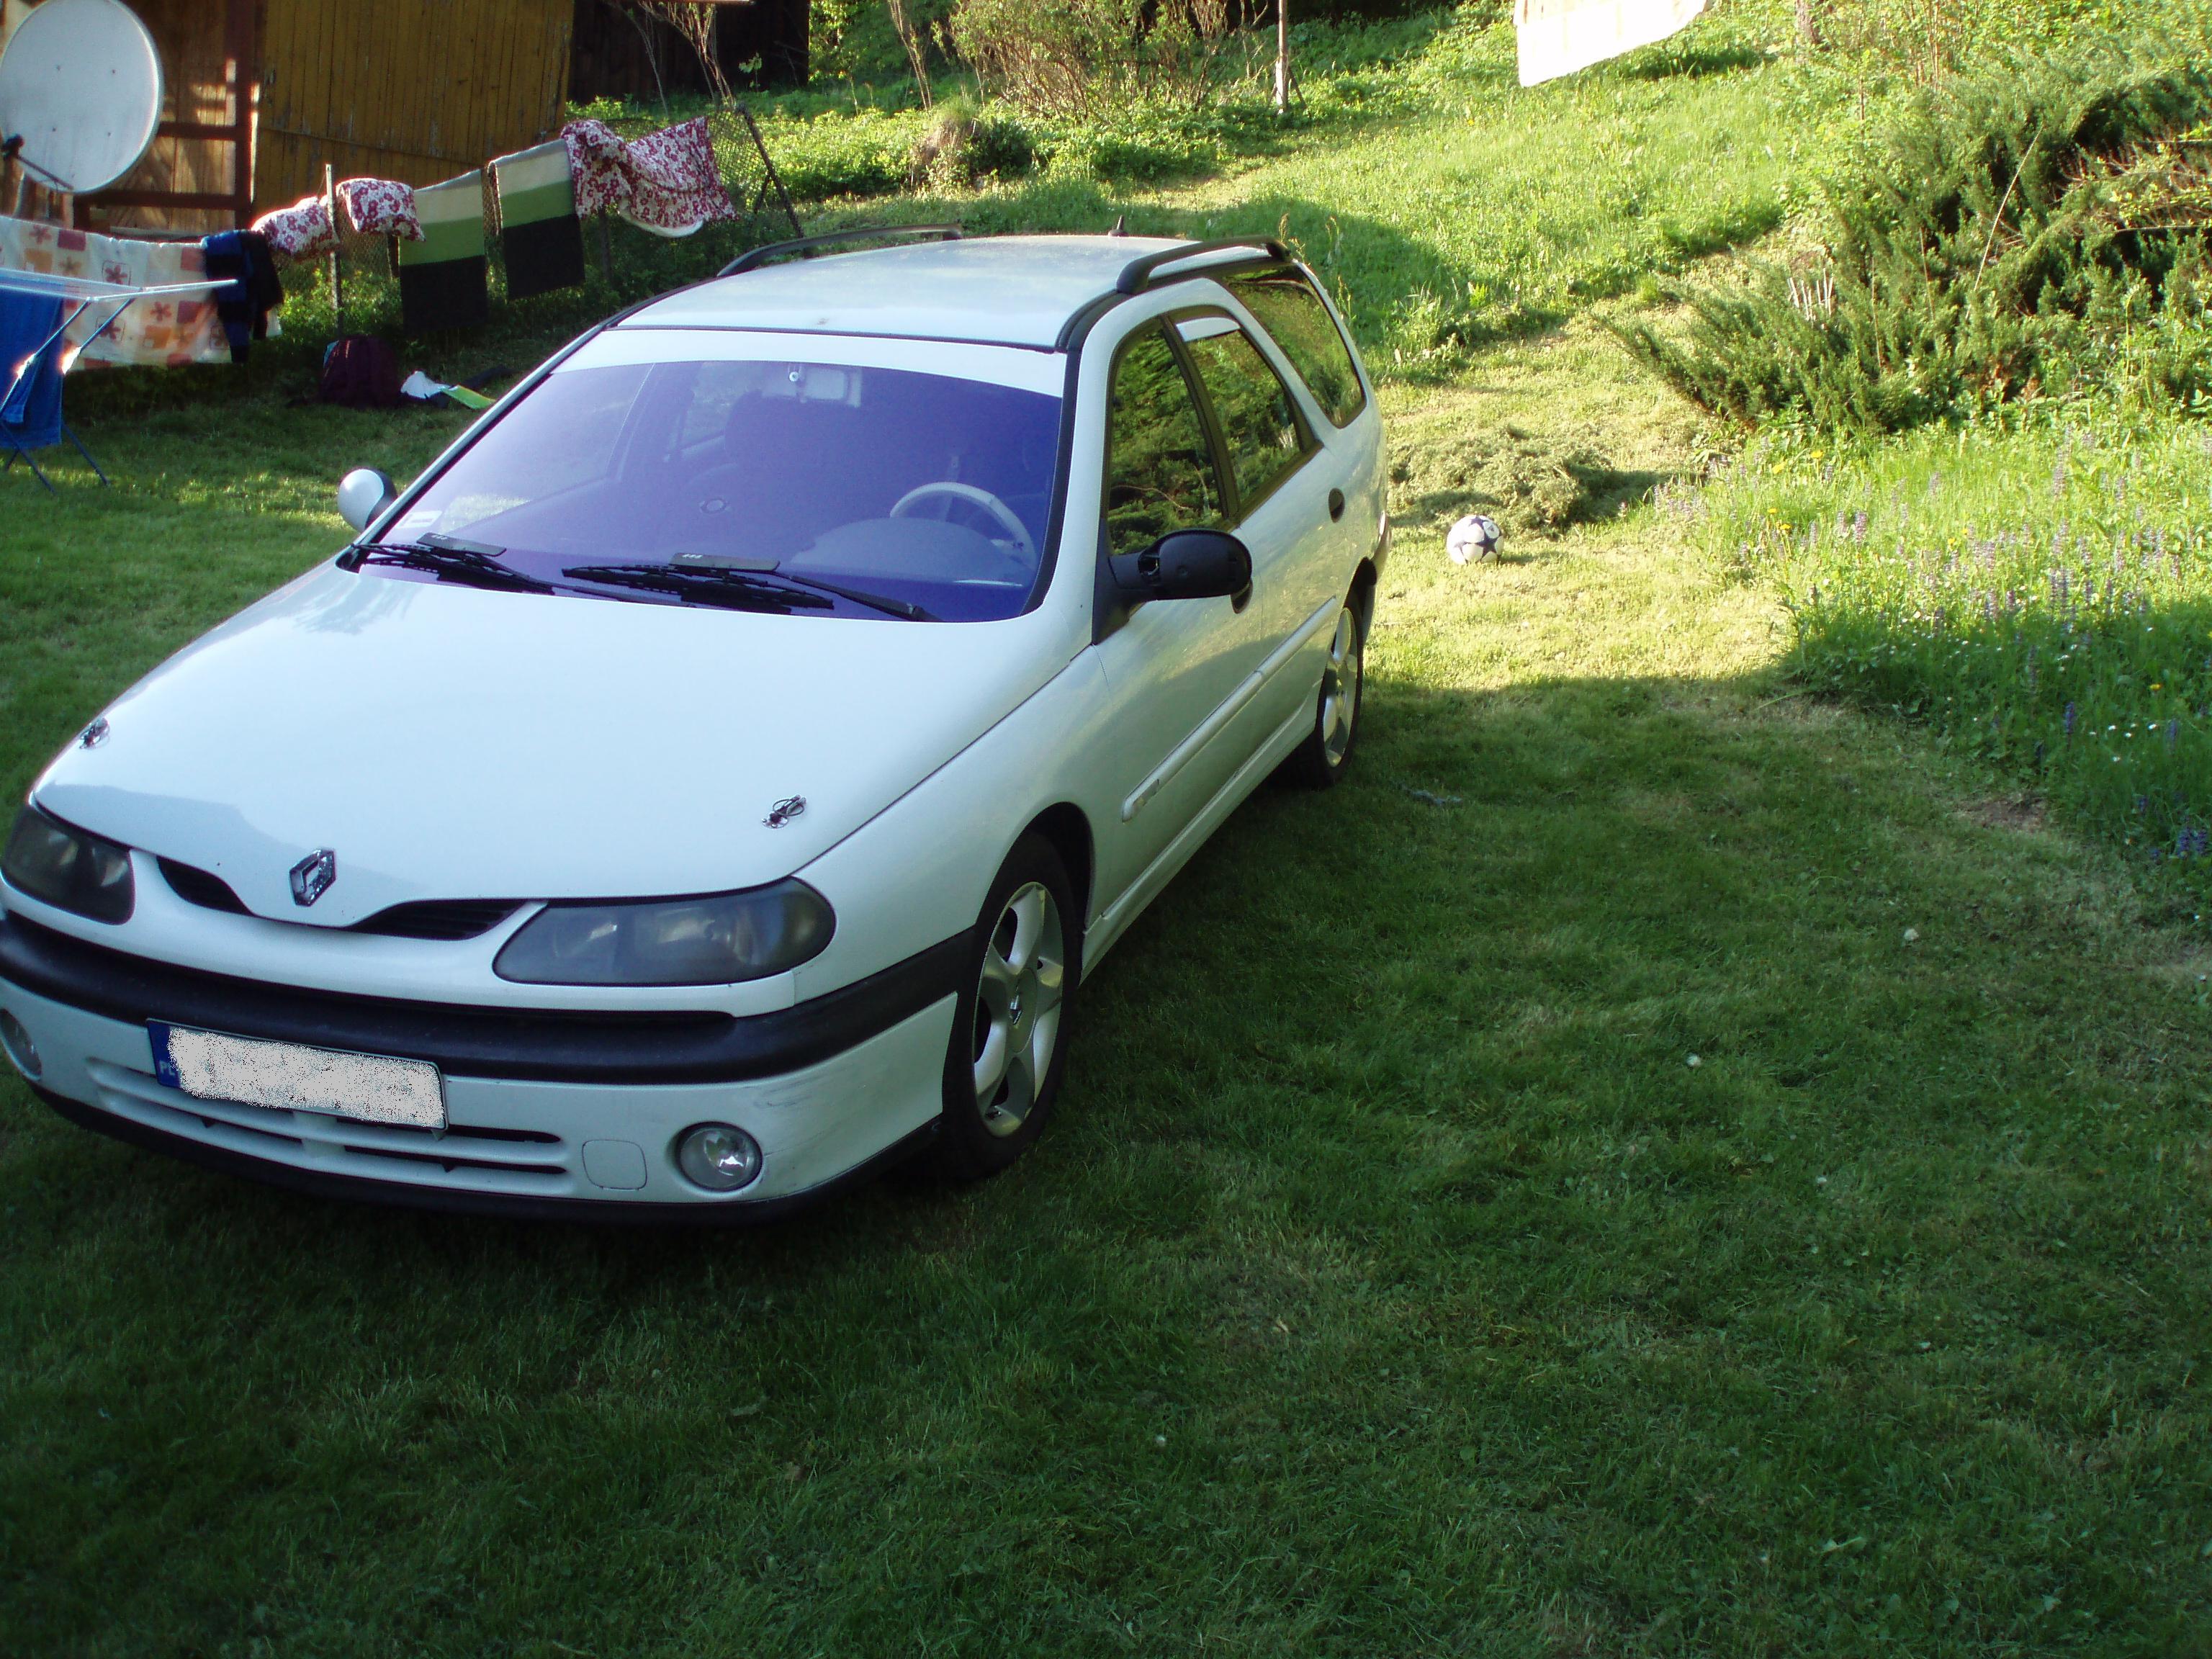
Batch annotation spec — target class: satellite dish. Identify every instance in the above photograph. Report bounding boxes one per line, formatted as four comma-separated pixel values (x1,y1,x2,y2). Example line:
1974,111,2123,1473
0,0,164,196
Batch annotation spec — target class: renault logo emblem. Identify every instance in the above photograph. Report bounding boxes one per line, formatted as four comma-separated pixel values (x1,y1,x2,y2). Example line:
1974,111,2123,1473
289,849,337,907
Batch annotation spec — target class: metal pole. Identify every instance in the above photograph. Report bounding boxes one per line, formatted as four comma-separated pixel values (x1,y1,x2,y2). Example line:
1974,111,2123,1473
325,163,341,336
739,104,803,239
1275,0,1290,116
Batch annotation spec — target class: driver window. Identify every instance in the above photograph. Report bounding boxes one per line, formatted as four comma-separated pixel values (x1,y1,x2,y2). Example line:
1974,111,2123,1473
1104,325,1223,559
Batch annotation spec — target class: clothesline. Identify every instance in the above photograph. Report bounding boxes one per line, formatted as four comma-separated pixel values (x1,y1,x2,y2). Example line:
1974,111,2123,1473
251,114,791,333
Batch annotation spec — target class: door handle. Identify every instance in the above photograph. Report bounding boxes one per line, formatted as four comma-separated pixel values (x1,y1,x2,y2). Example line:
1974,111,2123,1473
1328,488,1346,521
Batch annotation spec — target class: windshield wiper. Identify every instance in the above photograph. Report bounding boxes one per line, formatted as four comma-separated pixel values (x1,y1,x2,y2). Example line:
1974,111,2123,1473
561,562,832,616
567,557,935,621
352,534,554,594
754,569,937,622
665,552,935,621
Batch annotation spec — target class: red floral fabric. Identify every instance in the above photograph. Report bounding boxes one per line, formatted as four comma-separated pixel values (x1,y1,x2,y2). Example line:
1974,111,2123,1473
336,177,423,241
561,117,734,235
252,194,338,260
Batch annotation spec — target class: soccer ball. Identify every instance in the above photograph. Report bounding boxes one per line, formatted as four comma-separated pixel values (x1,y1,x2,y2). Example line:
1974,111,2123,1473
1447,513,1502,565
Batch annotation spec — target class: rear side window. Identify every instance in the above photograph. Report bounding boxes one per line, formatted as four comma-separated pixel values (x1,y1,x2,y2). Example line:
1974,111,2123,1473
1228,270,1367,428
1104,327,1224,557
1178,317,1309,514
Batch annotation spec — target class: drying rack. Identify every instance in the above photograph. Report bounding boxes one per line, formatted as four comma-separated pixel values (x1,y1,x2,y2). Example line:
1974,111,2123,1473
0,265,225,490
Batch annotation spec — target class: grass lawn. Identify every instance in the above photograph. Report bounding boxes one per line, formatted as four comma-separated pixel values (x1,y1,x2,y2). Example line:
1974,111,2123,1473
8,7,2212,1647
6,313,2212,1654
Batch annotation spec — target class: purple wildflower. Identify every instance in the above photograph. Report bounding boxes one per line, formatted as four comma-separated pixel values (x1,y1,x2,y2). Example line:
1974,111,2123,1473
2168,719,2180,752
2064,701,2078,737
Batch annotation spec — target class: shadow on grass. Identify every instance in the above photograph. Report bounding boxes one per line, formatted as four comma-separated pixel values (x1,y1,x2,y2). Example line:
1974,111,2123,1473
9,650,2207,1652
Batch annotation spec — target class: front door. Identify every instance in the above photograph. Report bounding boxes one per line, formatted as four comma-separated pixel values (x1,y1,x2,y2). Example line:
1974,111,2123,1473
1087,320,1274,915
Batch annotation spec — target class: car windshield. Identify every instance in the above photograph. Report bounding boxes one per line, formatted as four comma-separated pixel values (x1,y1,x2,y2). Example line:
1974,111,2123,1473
377,356,1064,622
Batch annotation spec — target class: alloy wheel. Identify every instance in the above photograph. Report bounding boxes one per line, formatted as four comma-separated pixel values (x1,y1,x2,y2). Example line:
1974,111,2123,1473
1318,606,1362,767
972,880,1066,1136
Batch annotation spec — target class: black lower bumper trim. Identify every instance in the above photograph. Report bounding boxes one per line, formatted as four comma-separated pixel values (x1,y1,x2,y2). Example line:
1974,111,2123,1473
35,1084,942,1225
0,910,968,1084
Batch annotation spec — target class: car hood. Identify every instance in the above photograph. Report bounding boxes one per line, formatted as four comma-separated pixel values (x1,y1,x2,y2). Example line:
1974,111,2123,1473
30,565,1072,927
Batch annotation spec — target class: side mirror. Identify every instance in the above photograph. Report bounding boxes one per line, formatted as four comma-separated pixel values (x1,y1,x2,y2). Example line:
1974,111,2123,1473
1109,529,1253,603
336,467,397,533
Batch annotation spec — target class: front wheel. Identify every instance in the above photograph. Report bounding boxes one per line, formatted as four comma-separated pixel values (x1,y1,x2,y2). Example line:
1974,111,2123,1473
930,833,1078,1180
1279,595,1366,789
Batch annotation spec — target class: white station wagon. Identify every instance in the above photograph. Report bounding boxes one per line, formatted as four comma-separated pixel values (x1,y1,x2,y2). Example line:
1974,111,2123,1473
0,231,1388,1218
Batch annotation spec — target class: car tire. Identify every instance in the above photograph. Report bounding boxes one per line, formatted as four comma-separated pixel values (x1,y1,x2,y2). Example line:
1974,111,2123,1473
1279,590,1367,790
930,832,1079,1180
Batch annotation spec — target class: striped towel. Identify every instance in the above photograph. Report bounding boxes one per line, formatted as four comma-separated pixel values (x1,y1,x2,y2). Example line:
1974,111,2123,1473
491,140,585,300
397,171,488,333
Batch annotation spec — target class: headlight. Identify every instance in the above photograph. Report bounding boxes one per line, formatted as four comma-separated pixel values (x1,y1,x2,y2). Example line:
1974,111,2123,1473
493,879,833,986
1,803,135,924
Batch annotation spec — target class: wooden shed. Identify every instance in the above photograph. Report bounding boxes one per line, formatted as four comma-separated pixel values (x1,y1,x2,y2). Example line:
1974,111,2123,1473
6,0,575,232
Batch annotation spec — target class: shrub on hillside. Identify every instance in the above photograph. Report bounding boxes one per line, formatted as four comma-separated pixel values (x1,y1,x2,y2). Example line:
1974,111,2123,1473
1614,55,2212,432
907,99,1038,184
1806,0,2155,82
952,0,1237,116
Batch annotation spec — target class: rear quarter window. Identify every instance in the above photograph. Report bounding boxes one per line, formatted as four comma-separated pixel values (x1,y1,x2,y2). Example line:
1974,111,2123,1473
1228,271,1367,429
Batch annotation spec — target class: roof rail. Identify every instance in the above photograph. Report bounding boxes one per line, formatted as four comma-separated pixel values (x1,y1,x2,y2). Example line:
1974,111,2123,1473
719,224,964,279
1112,238,1290,296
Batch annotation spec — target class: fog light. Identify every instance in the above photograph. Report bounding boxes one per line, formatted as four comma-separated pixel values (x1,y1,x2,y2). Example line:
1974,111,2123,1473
0,1010,41,1082
676,1123,761,1192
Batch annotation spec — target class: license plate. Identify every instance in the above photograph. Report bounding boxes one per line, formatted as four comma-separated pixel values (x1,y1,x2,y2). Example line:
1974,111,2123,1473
149,1022,446,1130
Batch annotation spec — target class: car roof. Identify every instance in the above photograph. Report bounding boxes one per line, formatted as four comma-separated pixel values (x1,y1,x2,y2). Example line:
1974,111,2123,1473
614,234,1246,351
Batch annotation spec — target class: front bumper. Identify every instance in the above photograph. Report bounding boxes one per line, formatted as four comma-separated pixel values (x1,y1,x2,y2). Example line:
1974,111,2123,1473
0,912,963,1220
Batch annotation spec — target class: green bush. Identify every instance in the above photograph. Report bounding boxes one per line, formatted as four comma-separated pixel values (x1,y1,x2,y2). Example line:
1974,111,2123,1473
1807,0,2175,81
952,0,1238,116
1614,53,2212,431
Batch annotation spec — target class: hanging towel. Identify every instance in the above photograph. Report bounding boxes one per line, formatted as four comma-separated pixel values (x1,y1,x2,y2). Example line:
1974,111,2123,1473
0,290,66,453
1511,0,1706,85
562,117,735,238
624,118,735,235
200,230,285,363
336,178,423,241
397,171,489,333
563,120,632,220
490,140,585,300
252,194,339,260
0,215,229,367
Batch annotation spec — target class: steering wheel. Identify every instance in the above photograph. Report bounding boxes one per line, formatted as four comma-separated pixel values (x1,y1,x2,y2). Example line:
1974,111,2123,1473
888,482,1033,559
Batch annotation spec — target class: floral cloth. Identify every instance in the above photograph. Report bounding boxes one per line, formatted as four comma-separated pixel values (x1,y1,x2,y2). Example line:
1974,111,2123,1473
251,194,339,260
336,177,423,241
561,117,734,236
0,215,230,369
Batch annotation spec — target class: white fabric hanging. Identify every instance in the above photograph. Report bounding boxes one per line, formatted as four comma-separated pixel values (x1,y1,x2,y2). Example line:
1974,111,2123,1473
1513,0,1708,86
